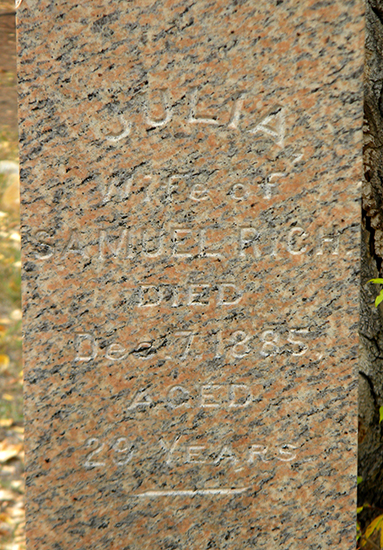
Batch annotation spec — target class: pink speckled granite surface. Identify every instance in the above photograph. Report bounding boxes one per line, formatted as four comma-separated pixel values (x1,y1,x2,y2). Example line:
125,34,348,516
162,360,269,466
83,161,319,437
17,1,364,549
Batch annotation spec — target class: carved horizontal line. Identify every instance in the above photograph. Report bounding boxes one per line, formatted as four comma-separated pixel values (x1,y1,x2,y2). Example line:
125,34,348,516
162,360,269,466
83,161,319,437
132,487,249,497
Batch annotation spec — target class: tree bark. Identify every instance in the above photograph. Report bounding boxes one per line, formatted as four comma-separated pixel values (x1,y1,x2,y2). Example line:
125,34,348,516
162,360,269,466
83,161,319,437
358,0,383,516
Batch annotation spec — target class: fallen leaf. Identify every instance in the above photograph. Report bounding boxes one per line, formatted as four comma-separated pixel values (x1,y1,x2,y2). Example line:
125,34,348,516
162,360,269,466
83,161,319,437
0,489,15,501
0,522,12,536
362,514,383,547
2,394,13,401
6,503,24,518
9,232,20,243
0,355,10,368
0,419,13,427
0,161,18,175
10,309,21,321
0,440,23,462
1,464,16,475
2,173,20,212
10,480,23,492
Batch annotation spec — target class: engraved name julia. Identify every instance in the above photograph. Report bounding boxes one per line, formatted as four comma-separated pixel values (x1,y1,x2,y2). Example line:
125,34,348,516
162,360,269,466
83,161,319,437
97,90,286,145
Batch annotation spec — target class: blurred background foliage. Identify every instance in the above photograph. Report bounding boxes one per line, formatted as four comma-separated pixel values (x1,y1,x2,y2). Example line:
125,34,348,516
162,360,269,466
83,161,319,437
0,1,24,549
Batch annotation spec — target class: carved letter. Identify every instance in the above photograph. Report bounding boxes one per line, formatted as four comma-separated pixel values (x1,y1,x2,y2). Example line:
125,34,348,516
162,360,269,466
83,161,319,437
249,106,285,147
61,231,89,259
278,444,297,462
214,445,238,466
172,228,194,258
105,114,131,142
262,172,286,199
188,284,210,305
127,389,152,410
239,227,261,258
190,183,210,201
144,89,173,128
74,333,97,362
99,229,128,260
160,436,181,465
218,283,242,306
248,444,269,463
138,285,163,307
287,227,308,255
228,93,245,129
142,230,163,257
33,230,54,260
167,386,191,409
228,384,252,408
188,88,219,125
105,343,127,361
101,177,132,204
316,227,340,256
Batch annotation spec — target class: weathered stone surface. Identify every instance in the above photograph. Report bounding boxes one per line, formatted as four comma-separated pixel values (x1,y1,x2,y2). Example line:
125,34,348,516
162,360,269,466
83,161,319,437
17,1,363,549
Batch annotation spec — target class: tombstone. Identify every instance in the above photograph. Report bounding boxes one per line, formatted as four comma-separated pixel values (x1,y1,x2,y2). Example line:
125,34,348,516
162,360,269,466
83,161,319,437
17,1,364,548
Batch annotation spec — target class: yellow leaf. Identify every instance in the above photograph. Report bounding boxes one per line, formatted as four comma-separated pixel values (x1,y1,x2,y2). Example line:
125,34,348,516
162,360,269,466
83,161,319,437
362,514,383,546
0,318,11,325
9,232,20,243
1,173,20,212
0,418,13,427
0,354,9,368
0,512,11,523
0,524,12,537
0,440,23,462
2,394,13,401
0,489,14,501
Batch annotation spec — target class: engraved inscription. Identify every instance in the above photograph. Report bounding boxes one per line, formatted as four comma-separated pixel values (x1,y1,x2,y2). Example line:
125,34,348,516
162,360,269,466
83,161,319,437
137,283,242,308
73,325,315,363
95,87,287,143
83,435,298,470
98,169,296,206
32,224,357,262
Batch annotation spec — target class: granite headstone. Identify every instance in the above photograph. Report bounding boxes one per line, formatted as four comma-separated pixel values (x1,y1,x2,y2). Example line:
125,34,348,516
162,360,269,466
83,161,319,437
17,1,364,548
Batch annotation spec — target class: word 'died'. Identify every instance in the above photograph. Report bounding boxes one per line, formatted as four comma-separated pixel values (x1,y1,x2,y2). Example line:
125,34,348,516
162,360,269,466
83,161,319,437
137,283,241,308
32,224,356,263
100,89,285,146
74,325,314,363
84,435,297,469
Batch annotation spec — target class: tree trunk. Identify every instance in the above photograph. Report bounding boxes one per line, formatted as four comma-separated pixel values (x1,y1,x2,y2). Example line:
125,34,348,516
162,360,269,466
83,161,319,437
358,0,383,517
